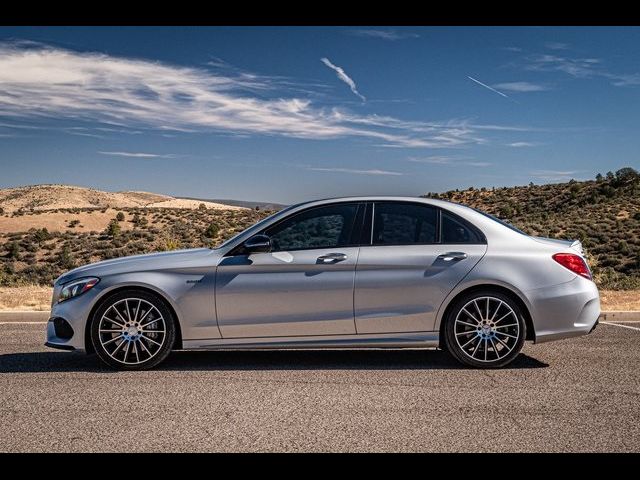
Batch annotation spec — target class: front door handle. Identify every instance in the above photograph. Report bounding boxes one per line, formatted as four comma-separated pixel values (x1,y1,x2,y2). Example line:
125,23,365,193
317,252,348,263
437,252,468,262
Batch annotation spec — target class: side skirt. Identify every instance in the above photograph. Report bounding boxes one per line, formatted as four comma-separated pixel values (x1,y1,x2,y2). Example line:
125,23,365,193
182,331,440,351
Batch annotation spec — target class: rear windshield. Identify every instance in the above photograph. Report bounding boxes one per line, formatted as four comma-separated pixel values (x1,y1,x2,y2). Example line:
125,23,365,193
472,208,528,236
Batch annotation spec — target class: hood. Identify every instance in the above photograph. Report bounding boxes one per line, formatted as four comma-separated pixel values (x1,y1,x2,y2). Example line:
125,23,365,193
55,248,216,284
531,236,584,255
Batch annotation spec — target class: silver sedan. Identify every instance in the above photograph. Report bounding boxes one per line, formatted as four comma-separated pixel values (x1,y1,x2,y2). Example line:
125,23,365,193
45,197,600,370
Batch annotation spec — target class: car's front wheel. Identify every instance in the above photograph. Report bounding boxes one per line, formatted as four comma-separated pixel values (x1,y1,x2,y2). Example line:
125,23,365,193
90,290,176,370
444,291,526,368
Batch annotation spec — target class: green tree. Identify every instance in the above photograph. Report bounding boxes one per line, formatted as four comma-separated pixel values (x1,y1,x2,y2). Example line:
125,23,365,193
116,211,125,222
33,227,51,245
58,246,75,269
204,222,220,238
606,171,615,180
595,173,603,182
105,219,121,237
7,241,19,260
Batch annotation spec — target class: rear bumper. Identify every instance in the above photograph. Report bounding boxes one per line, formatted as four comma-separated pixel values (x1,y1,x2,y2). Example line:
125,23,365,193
526,276,600,344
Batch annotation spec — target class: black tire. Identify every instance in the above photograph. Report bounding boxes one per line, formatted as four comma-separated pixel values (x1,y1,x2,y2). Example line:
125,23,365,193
90,290,176,370
444,290,526,368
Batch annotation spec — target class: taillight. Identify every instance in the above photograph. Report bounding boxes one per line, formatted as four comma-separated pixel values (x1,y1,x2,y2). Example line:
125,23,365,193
552,253,592,280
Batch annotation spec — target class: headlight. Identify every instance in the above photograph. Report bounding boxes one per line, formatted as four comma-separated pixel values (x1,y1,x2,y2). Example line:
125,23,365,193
58,277,100,303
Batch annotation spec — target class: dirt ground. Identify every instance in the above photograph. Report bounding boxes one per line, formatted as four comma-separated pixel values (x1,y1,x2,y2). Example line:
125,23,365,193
0,286,637,312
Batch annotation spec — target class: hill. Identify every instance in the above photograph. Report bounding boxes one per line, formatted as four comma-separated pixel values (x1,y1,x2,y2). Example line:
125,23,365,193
0,184,245,213
424,167,640,289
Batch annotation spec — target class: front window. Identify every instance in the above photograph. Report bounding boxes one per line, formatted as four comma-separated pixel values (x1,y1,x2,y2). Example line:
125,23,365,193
265,203,360,252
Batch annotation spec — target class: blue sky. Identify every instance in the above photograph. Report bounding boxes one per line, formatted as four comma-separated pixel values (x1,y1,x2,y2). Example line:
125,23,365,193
0,26,638,203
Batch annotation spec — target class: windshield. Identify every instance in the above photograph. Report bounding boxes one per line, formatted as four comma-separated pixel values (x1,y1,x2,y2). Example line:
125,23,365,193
213,204,296,249
472,208,528,236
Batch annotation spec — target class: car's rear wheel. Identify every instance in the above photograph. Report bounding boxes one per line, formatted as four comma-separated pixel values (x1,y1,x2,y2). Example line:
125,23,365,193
90,290,176,370
444,291,526,368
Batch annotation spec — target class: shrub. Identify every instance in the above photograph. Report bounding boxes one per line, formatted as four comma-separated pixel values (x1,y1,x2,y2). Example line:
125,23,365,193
105,219,121,237
116,211,125,222
204,222,220,238
198,203,207,211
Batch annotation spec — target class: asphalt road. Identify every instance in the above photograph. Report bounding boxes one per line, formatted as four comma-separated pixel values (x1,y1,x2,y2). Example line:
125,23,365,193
1,318,639,452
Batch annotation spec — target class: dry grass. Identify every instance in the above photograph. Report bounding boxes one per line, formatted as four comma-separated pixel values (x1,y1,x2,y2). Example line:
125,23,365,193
599,290,640,311
0,208,135,234
0,286,52,311
0,286,638,312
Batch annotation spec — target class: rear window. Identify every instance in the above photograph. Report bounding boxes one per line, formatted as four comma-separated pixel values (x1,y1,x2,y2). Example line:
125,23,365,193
442,211,484,244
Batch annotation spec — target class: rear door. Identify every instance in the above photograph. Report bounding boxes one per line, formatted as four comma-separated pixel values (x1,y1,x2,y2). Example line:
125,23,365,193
354,202,487,334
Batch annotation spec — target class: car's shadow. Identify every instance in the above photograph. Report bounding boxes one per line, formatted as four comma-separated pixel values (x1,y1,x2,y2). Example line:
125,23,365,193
0,349,548,373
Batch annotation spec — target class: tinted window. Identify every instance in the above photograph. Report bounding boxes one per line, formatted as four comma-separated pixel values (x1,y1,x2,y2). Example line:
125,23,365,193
265,204,359,251
373,202,437,245
442,211,483,244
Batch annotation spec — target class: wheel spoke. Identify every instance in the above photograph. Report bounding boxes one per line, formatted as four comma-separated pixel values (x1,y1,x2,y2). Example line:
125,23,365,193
461,335,479,349
473,300,484,321
99,329,123,333
102,335,123,346
489,301,503,322
456,330,475,336
109,306,128,325
133,340,140,363
471,337,483,358
103,316,125,328
112,338,127,355
133,300,142,323
461,308,480,323
141,334,162,347
486,298,490,320
484,338,488,361
456,320,478,329
489,337,500,359
495,331,517,339
495,323,518,329
494,311,514,325
495,335,511,350
141,330,164,333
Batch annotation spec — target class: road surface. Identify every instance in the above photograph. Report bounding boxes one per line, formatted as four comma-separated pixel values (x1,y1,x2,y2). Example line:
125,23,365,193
1,317,639,452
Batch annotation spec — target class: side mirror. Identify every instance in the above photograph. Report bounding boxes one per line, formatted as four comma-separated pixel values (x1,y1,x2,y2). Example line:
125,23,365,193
243,234,271,253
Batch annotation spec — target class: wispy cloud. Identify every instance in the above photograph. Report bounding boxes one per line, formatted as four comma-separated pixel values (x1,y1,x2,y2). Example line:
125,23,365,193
308,167,403,176
467,76,510,99
98,151,177,158
321,57,366,102
531,169,579,181
408,156,492,167
545,42,570,51
0,42,503,149
507,142,539,148
492,81,550,92
503,46,523,52
347,29,419,41
524,53,640,87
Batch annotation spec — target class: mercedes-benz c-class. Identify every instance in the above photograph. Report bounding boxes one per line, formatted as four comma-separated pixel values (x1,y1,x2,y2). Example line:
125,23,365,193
46,197,600,370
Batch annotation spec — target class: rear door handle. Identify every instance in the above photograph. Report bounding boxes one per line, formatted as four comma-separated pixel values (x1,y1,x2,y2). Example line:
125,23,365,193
317,252,348,263
438,252,468,262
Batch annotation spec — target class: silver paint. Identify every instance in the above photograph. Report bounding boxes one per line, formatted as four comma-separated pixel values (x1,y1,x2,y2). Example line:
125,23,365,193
46,196,600,355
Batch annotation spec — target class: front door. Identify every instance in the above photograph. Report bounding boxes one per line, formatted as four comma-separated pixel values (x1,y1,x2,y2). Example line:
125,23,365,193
216,203,364,338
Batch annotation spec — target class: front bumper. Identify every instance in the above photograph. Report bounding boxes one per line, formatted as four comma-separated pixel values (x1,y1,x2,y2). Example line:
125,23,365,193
44,286,102,352
526,276,600,344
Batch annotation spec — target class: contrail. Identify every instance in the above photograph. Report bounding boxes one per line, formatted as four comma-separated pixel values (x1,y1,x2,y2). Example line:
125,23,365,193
321,57,366,102
467,76,510,99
